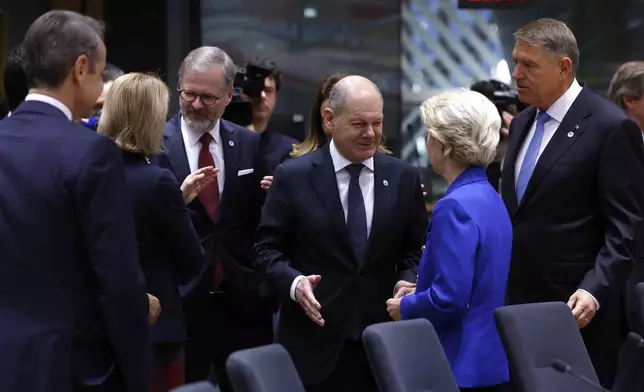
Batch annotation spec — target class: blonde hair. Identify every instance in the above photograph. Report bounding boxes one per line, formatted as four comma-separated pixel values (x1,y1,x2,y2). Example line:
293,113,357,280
98,72,169,156
419,89,500,167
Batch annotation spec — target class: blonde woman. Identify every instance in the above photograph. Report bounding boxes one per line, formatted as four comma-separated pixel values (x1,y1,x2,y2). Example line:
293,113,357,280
99,73,215,392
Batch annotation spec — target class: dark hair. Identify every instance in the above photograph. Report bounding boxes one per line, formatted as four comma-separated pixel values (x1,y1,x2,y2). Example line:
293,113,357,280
3,45,28,111
22,10,105,90
102,63,124,83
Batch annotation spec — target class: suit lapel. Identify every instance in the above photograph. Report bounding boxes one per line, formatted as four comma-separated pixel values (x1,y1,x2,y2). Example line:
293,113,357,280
365,153,394,265
502,106,536,217
310,146,356,268
164,113,210,221
516,89,593,214
219,120,240,211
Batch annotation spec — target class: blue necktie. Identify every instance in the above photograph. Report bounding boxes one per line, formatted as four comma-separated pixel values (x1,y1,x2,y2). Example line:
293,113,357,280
516,111,551,203
346,163,368,264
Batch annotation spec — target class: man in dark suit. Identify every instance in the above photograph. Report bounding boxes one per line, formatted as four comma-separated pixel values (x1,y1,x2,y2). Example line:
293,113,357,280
0,11,150,392
501,18,644,388
155,46,272,392
254,75,427,391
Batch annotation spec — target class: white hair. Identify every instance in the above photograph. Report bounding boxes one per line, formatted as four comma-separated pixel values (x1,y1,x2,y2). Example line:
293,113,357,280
419,89,501,167
178,46,238,90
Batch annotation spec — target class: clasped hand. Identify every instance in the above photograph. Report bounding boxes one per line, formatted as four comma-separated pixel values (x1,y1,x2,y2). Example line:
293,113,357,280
386,281,416,321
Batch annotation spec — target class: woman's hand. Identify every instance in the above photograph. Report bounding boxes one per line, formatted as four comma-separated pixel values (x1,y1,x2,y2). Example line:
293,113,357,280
386,297,403,321
180,166,219,205
260,176,273,191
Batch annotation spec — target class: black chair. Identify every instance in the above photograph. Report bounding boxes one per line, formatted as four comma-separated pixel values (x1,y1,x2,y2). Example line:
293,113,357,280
170,381,219,391
613,332,644,392
495,302,599,392
226,344,306,392
362,319,459,392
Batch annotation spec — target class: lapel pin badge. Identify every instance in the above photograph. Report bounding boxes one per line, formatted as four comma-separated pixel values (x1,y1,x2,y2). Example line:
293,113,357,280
574,124,580,130
567,131,574,138
383,180,389,187
228,140,234,147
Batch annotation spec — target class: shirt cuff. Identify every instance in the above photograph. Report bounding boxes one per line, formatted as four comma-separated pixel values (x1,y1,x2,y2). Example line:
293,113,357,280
290,275,305,302
577,289,600,310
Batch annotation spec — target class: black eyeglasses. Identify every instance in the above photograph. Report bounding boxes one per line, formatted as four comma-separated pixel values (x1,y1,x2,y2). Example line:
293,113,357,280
178,89,223,106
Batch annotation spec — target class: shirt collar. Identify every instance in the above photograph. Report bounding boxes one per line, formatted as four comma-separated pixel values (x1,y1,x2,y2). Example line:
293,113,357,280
329,139,375,173
181,116,222,147
543,79,583,123
24,93,72,121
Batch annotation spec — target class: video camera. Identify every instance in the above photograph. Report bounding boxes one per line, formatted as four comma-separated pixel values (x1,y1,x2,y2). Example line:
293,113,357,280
470,79,527,117
222,61,273,127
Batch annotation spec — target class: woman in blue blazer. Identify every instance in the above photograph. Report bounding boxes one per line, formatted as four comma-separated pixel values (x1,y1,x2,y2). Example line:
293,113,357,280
99,73,215,392
386,90,512,392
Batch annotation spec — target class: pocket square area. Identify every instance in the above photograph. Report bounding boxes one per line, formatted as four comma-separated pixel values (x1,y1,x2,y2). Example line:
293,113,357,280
237,168,254,176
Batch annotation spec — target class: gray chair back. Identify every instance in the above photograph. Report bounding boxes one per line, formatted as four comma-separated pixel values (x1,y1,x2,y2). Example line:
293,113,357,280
226,344,305,392
494,302,599,392
170,381,218,391
362,319,459,392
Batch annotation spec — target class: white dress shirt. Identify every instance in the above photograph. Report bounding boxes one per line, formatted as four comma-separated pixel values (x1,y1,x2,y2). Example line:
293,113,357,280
24,93,72,121
181,117,225,196
289,140,375,301
513,79,599,309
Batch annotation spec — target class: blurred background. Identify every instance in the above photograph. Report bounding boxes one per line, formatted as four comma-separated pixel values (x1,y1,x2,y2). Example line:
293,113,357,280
0,0,642,207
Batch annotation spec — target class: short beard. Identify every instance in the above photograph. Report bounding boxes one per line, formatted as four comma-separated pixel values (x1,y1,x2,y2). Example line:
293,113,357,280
184,115,218,133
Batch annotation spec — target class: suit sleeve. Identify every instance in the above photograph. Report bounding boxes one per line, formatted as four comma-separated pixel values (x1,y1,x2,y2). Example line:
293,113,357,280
400,198,477,329
153,169,205,285
254,164,303,300
398,168,427,283
75,136,150,392
580,118,644,304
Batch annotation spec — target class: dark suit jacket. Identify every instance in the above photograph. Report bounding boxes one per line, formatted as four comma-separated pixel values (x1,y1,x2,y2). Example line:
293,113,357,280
259,129,297,174
254,144,427,384
122,151,204,343
501,88,644,385
155,114,265,295
0,101,150,392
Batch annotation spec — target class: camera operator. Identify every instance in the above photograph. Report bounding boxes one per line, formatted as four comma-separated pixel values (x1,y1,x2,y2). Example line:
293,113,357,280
241,60,297,175
470,80,519,191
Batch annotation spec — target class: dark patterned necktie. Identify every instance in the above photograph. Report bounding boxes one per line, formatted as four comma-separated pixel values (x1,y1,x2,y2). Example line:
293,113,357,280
198,132,224,289
346,163,367,264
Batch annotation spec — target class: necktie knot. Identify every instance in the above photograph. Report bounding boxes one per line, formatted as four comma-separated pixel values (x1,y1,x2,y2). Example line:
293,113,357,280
200,132,213,146
346,163,364,180
537,111,551,126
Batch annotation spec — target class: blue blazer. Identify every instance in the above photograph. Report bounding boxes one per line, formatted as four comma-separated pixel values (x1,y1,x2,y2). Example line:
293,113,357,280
121,151,204,343
400,167,512,388
0,101,150,392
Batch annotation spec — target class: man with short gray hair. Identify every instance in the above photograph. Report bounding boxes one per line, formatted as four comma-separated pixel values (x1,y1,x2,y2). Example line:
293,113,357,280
0,10,150,392
608,61,644,131
155,46,271,391
501,18,644,388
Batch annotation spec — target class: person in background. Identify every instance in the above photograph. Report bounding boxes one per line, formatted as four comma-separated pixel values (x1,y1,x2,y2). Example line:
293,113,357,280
2,44,28,116
95,62,124,115
155,46,271,392
0,10,150,391
98,72,211,392
607,61,644,132
502,18,644,388
386,90,512,392
255,75,426,392
244,59,298,176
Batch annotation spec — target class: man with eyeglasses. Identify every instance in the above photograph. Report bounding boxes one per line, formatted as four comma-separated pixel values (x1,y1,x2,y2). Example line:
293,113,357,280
154,46,272,392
